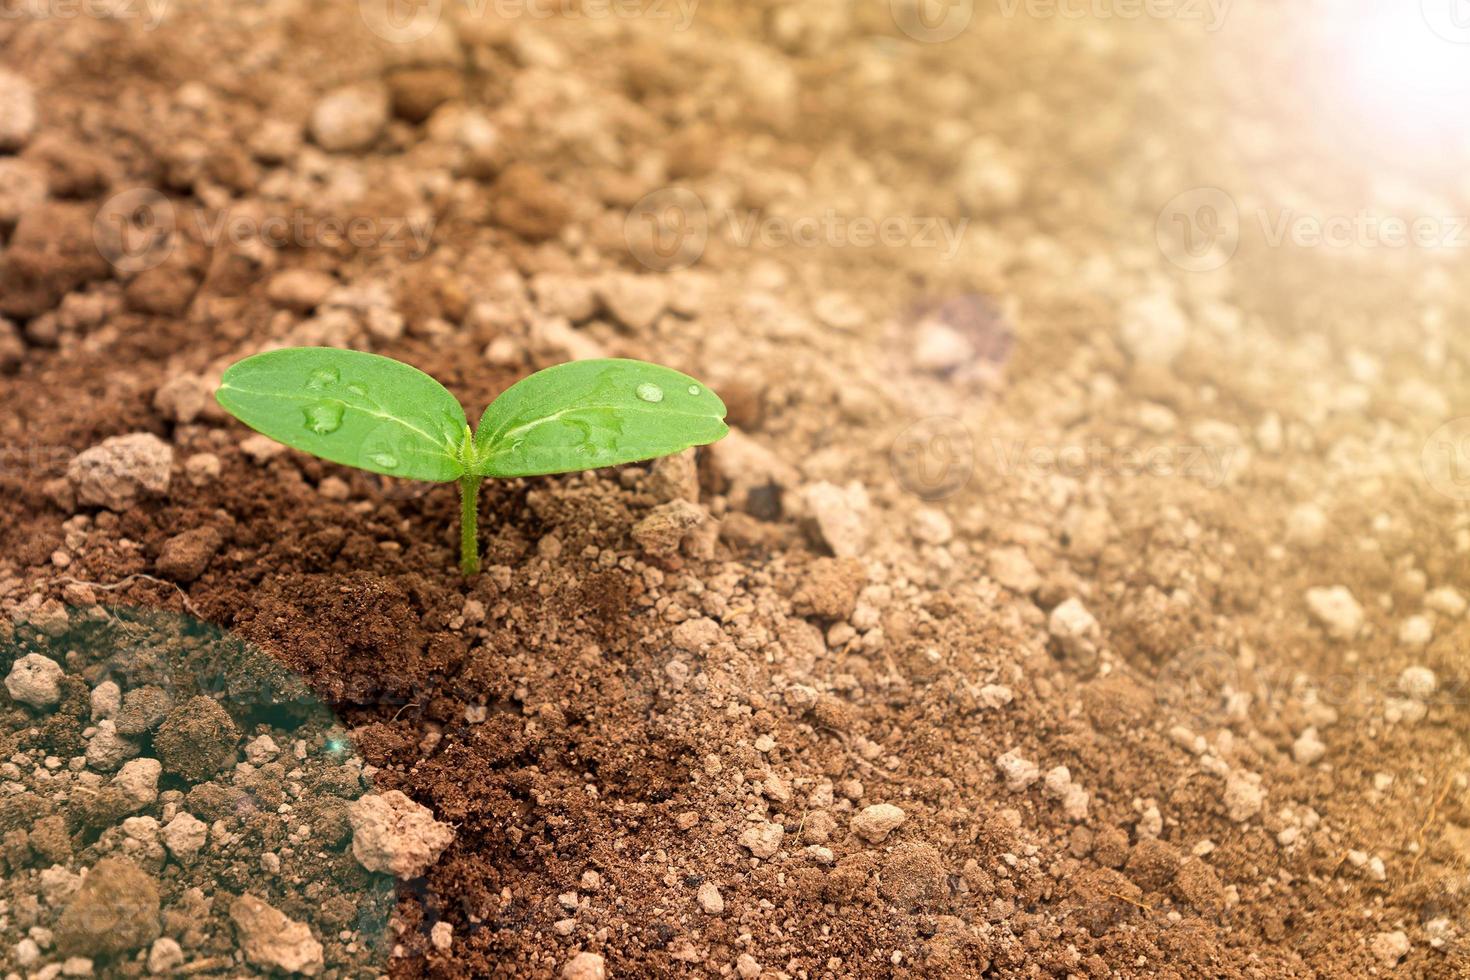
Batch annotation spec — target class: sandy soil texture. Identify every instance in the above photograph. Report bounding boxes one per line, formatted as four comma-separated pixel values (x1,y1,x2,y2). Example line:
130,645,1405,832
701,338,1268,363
2,0,1469,977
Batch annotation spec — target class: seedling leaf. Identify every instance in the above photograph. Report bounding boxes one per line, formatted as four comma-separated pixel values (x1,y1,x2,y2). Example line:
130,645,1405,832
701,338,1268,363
214,348,727,575
216,347,469,482
473,358,728,477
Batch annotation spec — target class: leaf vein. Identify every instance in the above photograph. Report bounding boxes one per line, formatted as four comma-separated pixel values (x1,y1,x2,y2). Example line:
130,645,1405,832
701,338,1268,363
217,383,459,457
483,404,723,454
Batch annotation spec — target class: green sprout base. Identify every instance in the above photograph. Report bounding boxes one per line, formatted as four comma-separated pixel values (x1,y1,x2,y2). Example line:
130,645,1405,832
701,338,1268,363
458,475,481,577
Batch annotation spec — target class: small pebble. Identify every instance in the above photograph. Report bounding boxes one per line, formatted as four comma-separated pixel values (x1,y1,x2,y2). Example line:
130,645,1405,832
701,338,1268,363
850,803,906,844
1425,587,1466,618
1304,586,1364,640
1371,930,1410,967
1292,728,1327,766
737,822,784,859
996,750,1040,792
1223,772,1265,823
85,721,140,772
0,68,37,150
6,654,65,709
147,937,184,974
1398,666,1437,701
89,681,121,721
112,758,161,810
1048,599,1100,660
1397,616,1433,650
696,881,724,915
561,951,606,980
310,84,389,152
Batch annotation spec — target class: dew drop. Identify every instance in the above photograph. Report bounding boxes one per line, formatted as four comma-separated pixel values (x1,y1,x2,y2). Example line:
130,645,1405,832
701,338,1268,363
635,382,664,403
305,367,340,390
686,385,700,396
368,452,399,469
302,402,344,435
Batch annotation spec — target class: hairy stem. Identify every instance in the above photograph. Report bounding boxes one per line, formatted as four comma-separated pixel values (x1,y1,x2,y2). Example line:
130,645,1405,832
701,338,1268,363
458,475,482,577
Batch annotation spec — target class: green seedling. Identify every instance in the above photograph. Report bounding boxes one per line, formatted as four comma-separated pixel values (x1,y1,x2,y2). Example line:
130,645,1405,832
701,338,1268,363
215,347,728,576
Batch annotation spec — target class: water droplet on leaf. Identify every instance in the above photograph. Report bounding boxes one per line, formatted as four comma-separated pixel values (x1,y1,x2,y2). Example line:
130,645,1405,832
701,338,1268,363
302,402,344,435
635,382,664,403
306,367,340,390
687,385,700,396
368,452,399,469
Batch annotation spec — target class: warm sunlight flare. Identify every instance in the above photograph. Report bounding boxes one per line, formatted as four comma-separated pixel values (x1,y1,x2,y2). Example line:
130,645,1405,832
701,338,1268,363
1338,4,1470,137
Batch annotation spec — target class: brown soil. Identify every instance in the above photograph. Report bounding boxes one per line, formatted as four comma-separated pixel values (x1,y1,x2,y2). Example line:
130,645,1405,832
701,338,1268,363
2,2,1469,978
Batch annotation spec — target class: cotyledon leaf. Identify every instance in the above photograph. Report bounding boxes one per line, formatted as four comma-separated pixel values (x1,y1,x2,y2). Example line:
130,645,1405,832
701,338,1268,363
473,358,728,478
216,347,469,482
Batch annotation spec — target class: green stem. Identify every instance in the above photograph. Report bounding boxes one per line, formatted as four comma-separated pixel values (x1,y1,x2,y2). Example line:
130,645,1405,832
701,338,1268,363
458,475,482,577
